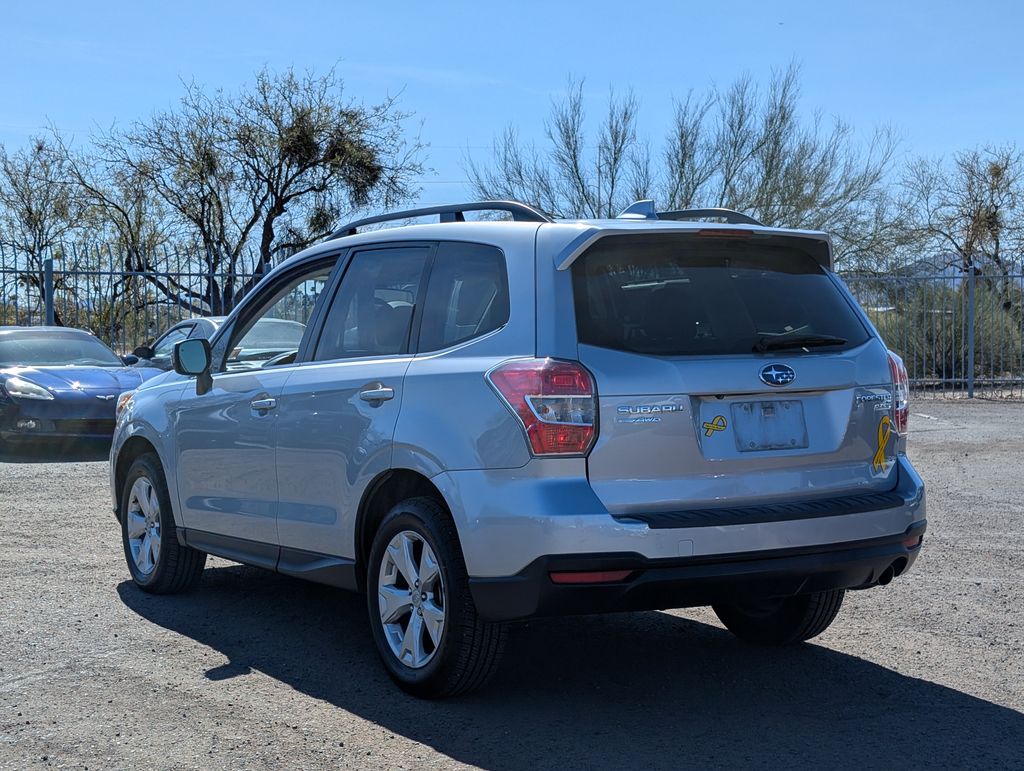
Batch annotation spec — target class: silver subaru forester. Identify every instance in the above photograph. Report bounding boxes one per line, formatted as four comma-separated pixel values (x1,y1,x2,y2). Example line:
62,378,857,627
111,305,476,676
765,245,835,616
110,200,926,698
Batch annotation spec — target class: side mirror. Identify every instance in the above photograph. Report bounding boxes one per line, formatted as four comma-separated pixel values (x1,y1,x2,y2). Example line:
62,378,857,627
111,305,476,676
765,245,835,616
132,345,154,360
121,354,140,366
173,338,213,395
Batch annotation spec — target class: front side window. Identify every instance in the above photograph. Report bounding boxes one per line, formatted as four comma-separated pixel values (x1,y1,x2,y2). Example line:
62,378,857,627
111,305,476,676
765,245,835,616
313,246,430,361
418,242,509,352
223,264,334,371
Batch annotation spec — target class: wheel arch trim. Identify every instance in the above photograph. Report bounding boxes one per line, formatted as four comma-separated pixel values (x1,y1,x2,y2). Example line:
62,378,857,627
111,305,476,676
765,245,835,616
353,466,454,591
112,424,178,525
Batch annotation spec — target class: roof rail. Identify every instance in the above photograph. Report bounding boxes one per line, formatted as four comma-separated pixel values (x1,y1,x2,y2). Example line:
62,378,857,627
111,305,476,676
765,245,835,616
329,200,552,239
616,200,764,226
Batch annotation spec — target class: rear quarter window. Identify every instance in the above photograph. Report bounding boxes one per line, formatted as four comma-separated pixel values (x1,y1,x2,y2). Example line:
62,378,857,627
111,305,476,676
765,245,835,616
571,234,869,356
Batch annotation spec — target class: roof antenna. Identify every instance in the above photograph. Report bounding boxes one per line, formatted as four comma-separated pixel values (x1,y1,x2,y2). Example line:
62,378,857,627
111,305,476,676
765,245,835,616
617,200,658,220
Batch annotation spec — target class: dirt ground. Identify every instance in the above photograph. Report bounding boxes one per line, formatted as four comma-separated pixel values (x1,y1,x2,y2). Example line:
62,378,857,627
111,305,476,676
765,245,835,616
1,400,1022,770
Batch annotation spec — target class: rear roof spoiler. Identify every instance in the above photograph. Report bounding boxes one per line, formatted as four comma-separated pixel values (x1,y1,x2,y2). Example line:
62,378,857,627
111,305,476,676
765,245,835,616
618,199,765,226
553,224,834,271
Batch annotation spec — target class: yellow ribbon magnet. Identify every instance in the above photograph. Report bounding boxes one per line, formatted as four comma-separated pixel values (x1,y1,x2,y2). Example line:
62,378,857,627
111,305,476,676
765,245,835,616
703,415,728,437
872,415,892,473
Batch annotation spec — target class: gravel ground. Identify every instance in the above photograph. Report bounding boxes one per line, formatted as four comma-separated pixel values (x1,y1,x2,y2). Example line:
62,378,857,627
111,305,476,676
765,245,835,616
1,400,1022,770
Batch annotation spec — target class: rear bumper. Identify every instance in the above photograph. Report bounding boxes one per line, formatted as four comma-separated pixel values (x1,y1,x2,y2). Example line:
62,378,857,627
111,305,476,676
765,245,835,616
470,520,926,622
433,455,926,579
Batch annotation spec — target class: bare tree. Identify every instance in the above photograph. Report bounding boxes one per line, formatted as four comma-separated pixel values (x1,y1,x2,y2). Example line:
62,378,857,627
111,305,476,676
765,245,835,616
468,80,651,219
901,145,1024,279
49,129,173,340
469,66,899,268
56,133,169,270
94,67,423,313
664,67,900,267
0,137,87,322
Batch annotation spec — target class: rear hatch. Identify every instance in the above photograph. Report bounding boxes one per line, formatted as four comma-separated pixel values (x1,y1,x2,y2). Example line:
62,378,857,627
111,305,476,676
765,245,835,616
570,232,897,516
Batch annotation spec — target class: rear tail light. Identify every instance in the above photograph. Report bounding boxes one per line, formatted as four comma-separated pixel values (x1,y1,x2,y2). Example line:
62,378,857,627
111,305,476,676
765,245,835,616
888,351,909,433
487,358,597,455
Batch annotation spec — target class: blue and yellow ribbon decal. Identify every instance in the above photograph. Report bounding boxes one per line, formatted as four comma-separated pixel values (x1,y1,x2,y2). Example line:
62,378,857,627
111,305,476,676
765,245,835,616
703,415,727,437
872,415,892,473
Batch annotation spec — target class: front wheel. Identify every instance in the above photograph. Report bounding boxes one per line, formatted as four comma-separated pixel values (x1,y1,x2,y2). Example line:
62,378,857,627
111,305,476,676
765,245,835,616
366,497,506,698
713,589,845,645
120,453,206,593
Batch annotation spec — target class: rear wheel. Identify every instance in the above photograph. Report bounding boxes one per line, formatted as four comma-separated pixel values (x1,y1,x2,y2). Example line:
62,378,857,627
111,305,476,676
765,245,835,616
120,453,206,593
713,589,845,645
366,496,506,698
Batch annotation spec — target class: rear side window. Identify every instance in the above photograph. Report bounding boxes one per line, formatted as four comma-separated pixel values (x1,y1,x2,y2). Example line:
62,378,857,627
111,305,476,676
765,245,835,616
418,242,509,352
314,246,430,361
571,235,869,356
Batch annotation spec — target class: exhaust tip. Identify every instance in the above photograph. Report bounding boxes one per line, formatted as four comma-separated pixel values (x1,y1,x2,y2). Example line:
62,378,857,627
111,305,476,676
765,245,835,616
877,565,896,586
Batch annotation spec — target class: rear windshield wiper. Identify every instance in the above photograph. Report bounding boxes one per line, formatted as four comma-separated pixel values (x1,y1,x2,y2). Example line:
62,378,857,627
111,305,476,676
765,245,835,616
754,334,848,352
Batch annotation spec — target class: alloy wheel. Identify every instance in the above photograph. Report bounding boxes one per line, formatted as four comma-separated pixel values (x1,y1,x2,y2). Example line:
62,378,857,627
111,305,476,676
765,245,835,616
126,476,162,576
377,530,446,669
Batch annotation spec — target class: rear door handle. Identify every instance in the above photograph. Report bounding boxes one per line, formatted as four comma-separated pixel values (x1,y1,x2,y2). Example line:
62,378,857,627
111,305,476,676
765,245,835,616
359,386,395,404
250,397,277,412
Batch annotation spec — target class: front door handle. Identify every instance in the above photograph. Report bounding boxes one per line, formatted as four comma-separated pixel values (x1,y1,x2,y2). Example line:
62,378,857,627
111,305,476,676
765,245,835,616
250,397,277,413
359,385,395,404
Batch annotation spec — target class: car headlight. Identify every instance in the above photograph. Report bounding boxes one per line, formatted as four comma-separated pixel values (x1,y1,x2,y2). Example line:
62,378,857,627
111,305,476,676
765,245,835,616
116,391,136,420
4,376,55,400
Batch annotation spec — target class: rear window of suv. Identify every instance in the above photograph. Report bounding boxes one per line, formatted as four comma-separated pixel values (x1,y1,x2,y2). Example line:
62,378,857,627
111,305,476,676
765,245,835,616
571,234,869,356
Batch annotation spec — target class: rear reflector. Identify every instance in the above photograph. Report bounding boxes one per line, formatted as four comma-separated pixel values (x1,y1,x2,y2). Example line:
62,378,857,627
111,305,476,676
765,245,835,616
902,535,922,549
549,570,633,584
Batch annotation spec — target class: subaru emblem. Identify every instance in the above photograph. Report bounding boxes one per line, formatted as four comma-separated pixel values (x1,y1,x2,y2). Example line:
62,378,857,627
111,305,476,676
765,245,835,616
759,363,795,387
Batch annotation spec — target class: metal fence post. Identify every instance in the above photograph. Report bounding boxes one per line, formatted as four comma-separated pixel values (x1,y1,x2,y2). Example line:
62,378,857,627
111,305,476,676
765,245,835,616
967,268,976,398
44,258,55,326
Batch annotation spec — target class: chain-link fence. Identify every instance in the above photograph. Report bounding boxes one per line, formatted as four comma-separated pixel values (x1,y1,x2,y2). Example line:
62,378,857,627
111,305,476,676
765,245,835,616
2,245,1023,398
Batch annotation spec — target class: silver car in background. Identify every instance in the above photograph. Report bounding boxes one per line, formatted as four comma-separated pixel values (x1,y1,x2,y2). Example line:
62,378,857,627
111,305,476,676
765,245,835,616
109,200,925,698
130,316,306,370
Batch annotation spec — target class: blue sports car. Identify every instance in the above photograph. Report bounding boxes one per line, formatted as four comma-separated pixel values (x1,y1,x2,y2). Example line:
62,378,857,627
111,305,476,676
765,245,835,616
0,326,163,447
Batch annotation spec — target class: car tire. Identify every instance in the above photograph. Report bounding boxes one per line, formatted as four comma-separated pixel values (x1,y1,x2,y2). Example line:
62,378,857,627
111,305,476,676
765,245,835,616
366,496,506,698
120,453,206,594
712,589,845,645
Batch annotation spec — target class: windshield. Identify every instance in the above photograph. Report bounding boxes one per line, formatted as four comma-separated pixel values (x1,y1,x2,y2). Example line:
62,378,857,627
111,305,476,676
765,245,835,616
571,235,869,356
0,331,123,367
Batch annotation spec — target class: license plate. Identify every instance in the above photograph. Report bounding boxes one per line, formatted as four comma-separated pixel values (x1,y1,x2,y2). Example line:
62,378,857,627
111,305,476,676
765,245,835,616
731,400,808,451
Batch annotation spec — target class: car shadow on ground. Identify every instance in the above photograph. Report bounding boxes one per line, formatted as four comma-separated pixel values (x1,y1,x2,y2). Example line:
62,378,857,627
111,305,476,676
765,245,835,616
118,565,1024,770
0,440,109,463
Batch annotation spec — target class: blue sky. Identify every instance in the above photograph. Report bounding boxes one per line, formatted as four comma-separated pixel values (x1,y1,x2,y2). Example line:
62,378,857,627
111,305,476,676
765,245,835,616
2,0,1022,207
